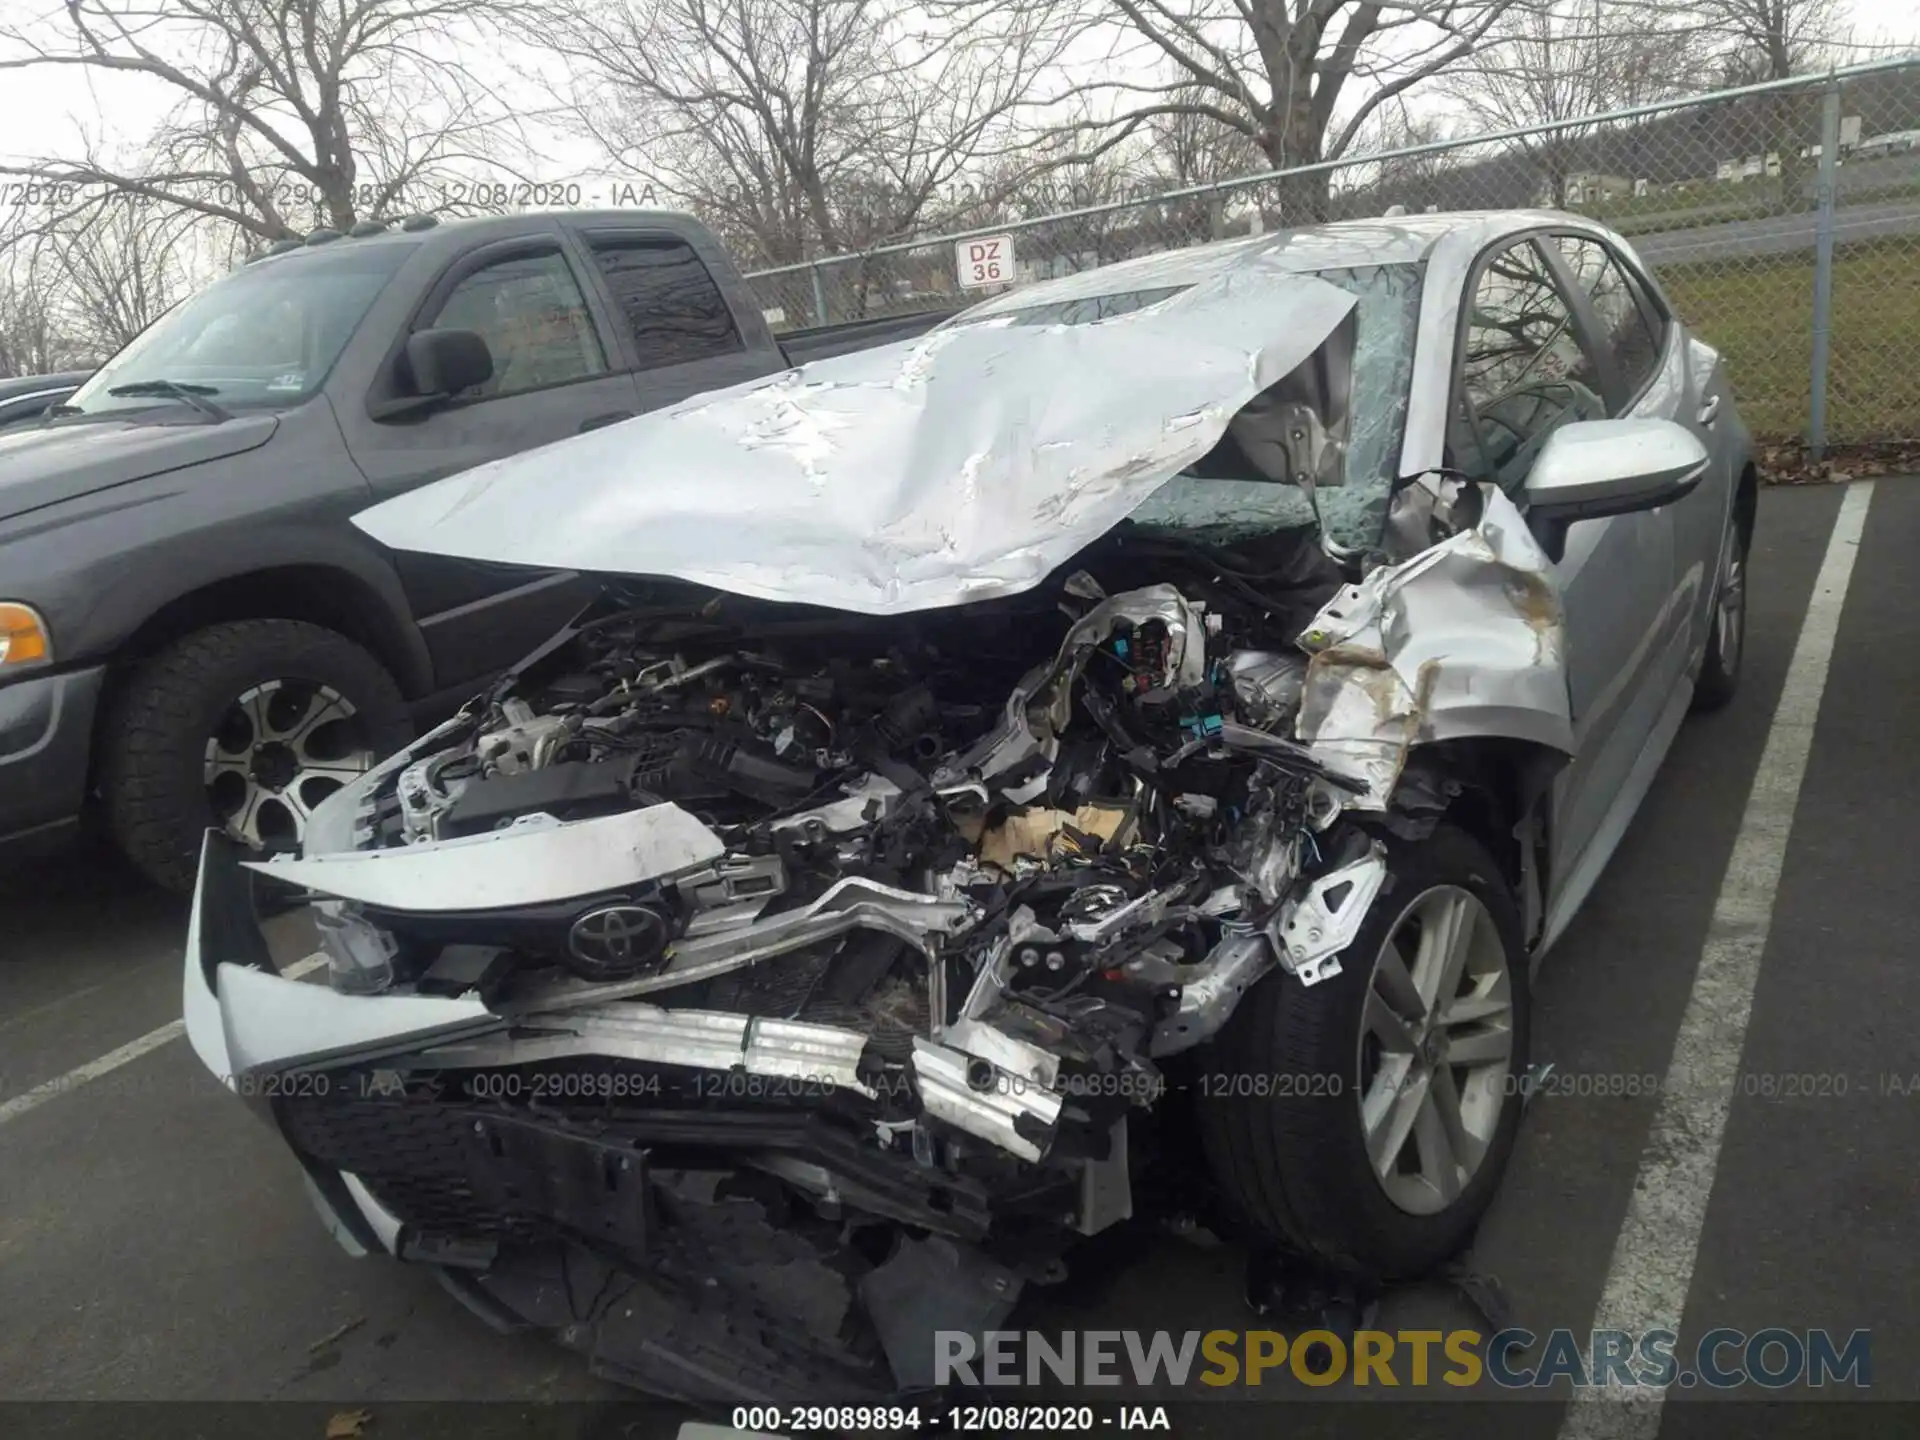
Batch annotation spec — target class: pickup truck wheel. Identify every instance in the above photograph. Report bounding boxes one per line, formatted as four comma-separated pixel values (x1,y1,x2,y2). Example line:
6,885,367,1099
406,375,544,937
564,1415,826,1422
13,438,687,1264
102,620,408,893
1196,825,1531,1281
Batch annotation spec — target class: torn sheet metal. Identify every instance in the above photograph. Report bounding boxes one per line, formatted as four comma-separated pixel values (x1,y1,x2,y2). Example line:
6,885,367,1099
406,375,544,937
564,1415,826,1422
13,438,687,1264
352,276,1357,616
1295,483,1572,807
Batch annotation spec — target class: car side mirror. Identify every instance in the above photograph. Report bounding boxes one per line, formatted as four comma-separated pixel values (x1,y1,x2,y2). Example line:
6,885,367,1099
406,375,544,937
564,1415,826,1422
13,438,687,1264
1526,418,1710,527
404,327,493,399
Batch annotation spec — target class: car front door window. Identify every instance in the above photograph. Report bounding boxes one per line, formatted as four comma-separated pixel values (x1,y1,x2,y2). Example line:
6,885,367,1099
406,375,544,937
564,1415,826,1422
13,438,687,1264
1452,239,1607,493
1554,236,1664,408
429,249,607,400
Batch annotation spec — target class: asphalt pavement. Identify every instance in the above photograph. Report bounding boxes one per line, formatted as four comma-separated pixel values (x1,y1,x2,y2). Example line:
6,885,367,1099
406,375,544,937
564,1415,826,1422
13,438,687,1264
0,480,1914,1439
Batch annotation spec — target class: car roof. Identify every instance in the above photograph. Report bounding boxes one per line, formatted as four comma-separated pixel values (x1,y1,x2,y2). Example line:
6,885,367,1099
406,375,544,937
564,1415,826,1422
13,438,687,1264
954,209,1573,321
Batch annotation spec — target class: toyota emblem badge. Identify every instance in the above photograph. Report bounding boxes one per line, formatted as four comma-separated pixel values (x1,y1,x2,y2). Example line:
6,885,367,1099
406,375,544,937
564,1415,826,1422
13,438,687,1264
565,904,669,980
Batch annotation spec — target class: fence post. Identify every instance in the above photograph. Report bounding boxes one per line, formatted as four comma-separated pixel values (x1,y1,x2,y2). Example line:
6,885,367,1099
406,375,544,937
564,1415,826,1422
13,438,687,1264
809,261,829,327
1808,77,1841,458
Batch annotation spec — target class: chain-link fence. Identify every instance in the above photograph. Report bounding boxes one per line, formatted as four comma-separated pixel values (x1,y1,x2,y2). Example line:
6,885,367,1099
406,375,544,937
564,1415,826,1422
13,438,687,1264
742,56,1920,452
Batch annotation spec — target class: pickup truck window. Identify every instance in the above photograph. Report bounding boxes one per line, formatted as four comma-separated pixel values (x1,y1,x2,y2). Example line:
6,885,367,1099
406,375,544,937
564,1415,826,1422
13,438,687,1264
63,243,411,415
430,248,608,399
588,237,744,369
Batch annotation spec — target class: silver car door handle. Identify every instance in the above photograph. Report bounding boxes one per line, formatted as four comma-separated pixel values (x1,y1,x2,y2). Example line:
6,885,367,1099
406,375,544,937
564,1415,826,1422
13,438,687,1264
1697,394,1721,427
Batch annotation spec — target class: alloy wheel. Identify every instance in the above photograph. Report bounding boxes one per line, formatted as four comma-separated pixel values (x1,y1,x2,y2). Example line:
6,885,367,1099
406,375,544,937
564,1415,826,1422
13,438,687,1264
1356,885,1516,1216
1716,544,1746,675
203,679,375,850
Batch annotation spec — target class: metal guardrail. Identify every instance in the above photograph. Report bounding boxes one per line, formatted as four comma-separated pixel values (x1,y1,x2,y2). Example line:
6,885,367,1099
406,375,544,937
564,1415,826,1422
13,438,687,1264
743,56,1920,453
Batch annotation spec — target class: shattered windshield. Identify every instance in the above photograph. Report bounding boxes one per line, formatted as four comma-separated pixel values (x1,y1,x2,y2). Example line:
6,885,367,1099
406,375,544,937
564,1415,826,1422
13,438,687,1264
1125,262,1424,551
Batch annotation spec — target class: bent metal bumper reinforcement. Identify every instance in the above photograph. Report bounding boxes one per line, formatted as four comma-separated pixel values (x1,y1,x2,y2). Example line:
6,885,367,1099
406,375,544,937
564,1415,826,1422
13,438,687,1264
911,1037,1064,1163
416,1004,878,1097
517,877,979,1011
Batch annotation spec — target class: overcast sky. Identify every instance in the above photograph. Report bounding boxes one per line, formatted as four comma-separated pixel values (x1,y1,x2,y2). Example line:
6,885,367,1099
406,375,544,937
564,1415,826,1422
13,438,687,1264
2,0,1915,184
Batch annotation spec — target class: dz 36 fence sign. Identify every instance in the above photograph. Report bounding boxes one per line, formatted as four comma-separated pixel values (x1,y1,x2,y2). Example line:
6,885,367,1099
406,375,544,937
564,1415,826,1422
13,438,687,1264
957,234,1014,288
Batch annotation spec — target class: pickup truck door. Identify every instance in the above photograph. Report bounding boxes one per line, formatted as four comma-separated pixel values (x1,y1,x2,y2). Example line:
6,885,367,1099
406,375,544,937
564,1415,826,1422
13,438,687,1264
339,233,643,691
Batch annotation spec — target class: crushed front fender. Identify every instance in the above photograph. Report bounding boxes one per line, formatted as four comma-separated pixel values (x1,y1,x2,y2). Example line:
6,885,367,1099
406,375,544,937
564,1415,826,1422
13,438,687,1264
1295,482,1573,807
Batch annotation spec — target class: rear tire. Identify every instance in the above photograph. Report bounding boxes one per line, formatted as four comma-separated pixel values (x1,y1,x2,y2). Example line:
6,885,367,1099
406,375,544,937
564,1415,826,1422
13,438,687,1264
1197,825,1530,1280
102,620,408,893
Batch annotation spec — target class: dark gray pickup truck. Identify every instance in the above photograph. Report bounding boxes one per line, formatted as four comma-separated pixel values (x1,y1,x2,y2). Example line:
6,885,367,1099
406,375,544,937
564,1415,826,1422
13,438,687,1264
0,210,950,890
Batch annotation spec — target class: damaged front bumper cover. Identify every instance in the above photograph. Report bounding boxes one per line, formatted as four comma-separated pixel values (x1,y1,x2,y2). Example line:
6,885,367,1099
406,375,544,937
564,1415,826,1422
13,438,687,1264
185,833,1045,1402
185,828,1076,1170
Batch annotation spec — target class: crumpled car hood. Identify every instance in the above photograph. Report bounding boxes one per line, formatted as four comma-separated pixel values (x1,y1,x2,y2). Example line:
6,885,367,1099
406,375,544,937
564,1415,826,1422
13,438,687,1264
353,273,1357,615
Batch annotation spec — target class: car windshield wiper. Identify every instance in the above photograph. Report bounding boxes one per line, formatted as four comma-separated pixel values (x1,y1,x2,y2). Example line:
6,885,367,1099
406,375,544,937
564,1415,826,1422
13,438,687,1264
105,379,230,421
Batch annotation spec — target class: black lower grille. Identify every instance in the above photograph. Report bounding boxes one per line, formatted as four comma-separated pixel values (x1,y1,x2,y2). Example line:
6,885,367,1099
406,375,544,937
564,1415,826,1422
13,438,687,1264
280,1090,996,1246
283,1098,598,1242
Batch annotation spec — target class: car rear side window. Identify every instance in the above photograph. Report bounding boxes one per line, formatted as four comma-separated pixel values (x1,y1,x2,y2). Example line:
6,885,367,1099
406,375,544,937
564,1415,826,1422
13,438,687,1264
588,237,744,369
1555,236,1663,407
430,248,608,399
1452,239,1607,493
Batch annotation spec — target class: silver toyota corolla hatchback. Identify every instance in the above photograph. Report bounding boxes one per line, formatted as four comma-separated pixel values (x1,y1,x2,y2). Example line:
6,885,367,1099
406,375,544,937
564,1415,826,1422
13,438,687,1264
183,211,1752,1402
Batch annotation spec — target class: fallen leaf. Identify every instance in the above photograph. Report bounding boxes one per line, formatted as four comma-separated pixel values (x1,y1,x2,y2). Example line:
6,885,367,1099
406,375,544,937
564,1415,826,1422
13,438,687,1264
326,1411,371,1439
1757,438,1920,486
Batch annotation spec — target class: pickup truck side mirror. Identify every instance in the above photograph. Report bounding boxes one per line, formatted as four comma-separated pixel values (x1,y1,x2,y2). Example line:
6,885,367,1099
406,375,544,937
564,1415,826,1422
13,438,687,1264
1525,417,1709,557
404,328,493,399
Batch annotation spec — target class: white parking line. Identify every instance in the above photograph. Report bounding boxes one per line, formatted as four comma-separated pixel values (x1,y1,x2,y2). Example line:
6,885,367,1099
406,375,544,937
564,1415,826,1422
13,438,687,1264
1558,480,1875,1438
0,951,328,1129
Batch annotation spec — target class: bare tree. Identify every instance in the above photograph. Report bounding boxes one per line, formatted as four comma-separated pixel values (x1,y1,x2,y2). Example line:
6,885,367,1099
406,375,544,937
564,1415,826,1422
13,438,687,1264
1445,0,1711,207
535,0,1077,277
989,133,1151,275
1014,0,1525,223
1702,0,1848,83
1142,84,1269,189
1361,105,1457,213
1697,0,1852,205
1124,84,1265,241
11,196,218,354
0,0,531,243
0,277,79,376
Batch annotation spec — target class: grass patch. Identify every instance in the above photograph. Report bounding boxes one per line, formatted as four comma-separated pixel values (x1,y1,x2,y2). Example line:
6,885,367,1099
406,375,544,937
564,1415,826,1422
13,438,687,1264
1589,180,1794,233
1654,235,1920,444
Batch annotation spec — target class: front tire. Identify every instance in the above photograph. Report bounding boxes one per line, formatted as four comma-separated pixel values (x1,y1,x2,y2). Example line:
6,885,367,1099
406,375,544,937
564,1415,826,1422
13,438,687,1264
102,620,409,893
1197,825,1531,1280
1692,515,1747,712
